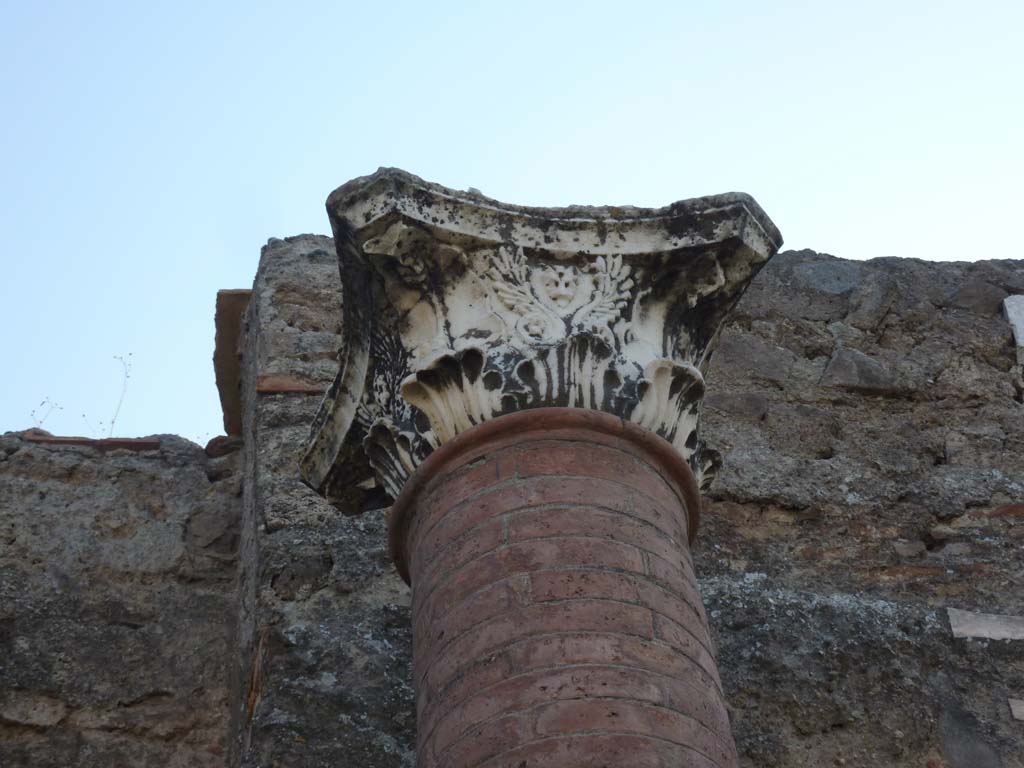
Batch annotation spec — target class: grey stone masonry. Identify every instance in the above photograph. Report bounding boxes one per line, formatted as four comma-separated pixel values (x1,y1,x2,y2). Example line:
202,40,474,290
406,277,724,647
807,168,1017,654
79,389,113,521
0,432,240,767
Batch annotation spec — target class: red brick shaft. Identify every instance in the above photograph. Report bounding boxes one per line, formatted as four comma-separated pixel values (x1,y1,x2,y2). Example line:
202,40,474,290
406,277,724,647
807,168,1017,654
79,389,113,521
390,409,738,768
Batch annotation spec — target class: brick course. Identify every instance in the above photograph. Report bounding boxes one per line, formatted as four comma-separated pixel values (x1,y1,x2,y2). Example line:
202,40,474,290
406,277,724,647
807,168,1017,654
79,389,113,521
391,409,738,768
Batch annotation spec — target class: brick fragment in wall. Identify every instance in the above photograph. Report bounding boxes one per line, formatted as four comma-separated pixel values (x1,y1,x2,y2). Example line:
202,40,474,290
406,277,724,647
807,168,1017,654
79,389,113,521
255,373,327,394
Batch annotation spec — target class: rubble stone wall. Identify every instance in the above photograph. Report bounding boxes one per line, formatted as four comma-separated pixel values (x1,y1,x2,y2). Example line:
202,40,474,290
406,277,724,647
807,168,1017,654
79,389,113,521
702,250,1024,767
0,433,241,767
2,238,1021,768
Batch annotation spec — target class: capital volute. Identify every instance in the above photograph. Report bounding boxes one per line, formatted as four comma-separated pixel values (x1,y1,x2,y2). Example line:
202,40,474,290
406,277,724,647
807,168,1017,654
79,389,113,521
300,169,782,509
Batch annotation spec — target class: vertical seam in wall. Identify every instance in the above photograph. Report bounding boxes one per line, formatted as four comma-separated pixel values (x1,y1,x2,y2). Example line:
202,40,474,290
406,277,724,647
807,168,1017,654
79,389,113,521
234,284,263,765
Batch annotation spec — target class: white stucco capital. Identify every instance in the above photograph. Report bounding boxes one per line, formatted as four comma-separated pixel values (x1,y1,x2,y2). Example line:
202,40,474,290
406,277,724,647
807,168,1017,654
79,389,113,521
300,169,782,507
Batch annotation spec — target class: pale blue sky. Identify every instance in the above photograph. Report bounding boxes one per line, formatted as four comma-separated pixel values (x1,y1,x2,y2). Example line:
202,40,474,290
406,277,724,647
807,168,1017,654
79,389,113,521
2,1,1021,443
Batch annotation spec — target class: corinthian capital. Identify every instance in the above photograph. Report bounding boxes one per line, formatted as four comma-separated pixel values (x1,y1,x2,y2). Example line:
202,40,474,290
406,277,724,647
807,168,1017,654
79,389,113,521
300,169,782,507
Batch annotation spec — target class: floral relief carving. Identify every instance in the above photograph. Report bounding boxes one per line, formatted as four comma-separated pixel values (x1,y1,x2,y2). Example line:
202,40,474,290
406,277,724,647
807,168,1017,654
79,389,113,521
487,247,634,347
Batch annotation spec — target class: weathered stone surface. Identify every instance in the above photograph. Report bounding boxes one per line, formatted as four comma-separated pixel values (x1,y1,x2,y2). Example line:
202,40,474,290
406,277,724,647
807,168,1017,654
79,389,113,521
230,235,414,768
821,346,901,394
0,432,240,767
205,434,243,458
702,578,1020,768
702,250,1024,767
946,279,1010,315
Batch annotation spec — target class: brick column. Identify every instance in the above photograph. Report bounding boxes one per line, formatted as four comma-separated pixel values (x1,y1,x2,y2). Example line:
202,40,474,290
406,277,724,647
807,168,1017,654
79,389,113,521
390,409,737,768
